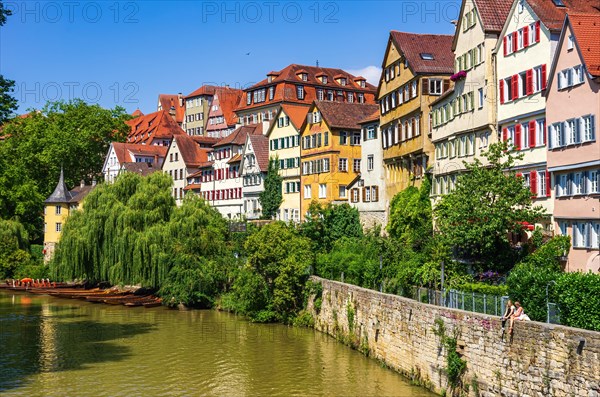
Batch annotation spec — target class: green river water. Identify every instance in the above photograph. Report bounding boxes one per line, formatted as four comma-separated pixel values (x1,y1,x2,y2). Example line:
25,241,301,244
0,290,436,397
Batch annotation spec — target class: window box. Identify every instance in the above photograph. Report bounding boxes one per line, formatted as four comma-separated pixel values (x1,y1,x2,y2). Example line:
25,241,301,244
450,70,467,82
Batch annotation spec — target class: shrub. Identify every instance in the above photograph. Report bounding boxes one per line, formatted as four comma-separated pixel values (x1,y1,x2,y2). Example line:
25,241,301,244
555,272,600,331
456,282,508,296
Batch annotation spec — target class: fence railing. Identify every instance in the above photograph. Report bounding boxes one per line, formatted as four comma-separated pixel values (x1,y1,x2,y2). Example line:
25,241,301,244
412,287,508,316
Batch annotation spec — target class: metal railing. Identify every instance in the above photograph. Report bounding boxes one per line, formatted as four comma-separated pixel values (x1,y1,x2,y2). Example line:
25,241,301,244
413,286,508,317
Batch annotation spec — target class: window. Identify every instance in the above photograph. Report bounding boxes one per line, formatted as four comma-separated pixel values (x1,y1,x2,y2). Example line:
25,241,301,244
581,115,595,142
364,187,371,202
353,159,361,173
567,35,574,51
351,188,359,203
327,91,334,101
366,126,376,140
317,89,324,101
588,170,599,194
420,53,434,60
339,158,348,172
339,185,347,198
357,93,364,103
573,172,584,195
56,222,62,232
269,86,274,100
246,92,251,105
304,184,312,199
351,132,361,146
367,155,374,171
296,85,305,99
55,205,62,215
478,88,484,109
411,81,417,98
318,184,327,198
429,79,442,95
565,119,578,145
559,221,568,236
339,131,348,145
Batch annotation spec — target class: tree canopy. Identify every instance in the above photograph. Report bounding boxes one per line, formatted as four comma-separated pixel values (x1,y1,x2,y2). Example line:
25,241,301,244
300,201,363,252
0,100,130,242
259,157,283,220
434,141,546,270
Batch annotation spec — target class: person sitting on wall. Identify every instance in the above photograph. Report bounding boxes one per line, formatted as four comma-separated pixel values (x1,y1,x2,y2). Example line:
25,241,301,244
501,299,516,336
509,301,530,334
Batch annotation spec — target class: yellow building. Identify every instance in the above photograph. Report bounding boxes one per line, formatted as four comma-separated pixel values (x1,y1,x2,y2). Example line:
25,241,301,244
299,101,378,216
43,169,95,262
378,31,454,200
266,104,309,222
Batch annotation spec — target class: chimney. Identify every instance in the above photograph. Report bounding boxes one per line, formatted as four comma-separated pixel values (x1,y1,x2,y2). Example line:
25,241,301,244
178,93,183,107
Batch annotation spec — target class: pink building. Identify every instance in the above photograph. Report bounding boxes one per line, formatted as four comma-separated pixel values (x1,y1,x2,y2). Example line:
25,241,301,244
546,13,599,272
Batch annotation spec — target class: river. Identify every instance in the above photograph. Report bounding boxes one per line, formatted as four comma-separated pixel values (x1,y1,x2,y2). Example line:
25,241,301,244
0,290,435,397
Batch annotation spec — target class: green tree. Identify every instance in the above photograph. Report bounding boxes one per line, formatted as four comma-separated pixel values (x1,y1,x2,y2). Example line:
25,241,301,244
259,157,283,219
0,218,31,279
434,141,546,270
0,100,130,241
387,176,433,250
556,272,600,331
0,1,12,26
301,201,363,252
228,222,313,322
0,75,17,124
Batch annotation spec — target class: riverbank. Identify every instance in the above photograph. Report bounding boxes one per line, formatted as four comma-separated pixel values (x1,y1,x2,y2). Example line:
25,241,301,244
307,276,600,397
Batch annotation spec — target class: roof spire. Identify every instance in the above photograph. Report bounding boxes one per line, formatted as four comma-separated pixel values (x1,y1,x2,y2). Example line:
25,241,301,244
45,167,73,204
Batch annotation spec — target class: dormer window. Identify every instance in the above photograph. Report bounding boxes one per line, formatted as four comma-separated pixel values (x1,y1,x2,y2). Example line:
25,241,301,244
321,76,328,84
551,0,565,6
268,76,273,83
340,78,347,86
420,53,434,60
301,73,308,81
359,80,366,88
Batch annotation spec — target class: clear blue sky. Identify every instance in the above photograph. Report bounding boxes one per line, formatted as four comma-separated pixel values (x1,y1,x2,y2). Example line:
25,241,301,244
1,1,460,115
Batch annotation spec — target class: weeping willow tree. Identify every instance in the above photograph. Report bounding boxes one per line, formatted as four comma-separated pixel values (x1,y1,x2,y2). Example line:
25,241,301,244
0,218,31,278
51,172,231,294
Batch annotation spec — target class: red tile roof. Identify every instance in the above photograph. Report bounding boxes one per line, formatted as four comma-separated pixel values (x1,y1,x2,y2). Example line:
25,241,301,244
235,64,377,112
112,142,168,164
472,0,513,33
173,134,211,168
280,104,311,130
213,123,264,147
185,85,219,98
528,0,600,32
214,87,244,126
314,101,380,130
132,109,144,117
358,109,380,125
389,32,455,75
120,162,159,177
158,94,185,124
248,134,269,171
568,13,600,77
191,135,220,147
126,110,185,145
227,153,243,163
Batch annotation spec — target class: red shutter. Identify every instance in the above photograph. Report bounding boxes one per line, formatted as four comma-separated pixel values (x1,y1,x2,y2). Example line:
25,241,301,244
545,171,551,197
530,171,538,197
541,64,547,90
503,36,508,56
523,26,529,47
512,75,519,100
512,32,518,52
499,79,505,104
503,127,508,142
226,168,229,179
542,120,547,145
526,69,534,95
535,21,541,43
529,120,536,148
515,124,522,150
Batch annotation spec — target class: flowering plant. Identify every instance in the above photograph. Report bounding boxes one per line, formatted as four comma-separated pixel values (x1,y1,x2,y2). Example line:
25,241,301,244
450,70,467,82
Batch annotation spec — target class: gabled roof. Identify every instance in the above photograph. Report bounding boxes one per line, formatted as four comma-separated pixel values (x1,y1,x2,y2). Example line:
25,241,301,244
214,87,244,126
173,134,211,168
389,32,455,74
185,85,219,98
280,104,310,130
248,134,269,171
45,168,73,204
126,110,185,145
527,0,600,32
358,109,380,125
111,142,168,164
213,123,265,147
569,13,600,77
132,109,144,117
120,162,158,177
68,184,95,203
191,135,220,147
158,94,185,124
312,101,379,130
453,0,513,50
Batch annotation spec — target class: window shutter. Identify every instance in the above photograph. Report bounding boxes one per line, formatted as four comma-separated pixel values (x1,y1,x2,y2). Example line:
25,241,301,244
503,36,508,56
443,80,450,93
530,171,538,196
545,171,551,197
512,75,519,100
535,21,541,43
422,79,429,95
541,64,547,90
373,186,378,202
499,79,505,104
526,69,533,95
515,124,522,150
503,127,508,142
512,32,518,52
362,188,366,202
523,26,529,47
529,120,536,148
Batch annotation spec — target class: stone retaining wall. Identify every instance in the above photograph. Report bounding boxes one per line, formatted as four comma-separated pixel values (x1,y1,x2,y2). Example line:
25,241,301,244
308,276,600,397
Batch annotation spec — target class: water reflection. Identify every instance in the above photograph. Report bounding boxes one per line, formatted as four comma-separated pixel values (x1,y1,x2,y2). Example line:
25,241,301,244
0,291,434,397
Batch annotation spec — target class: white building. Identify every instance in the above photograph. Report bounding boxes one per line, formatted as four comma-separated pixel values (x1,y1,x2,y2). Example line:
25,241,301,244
240,133,269,219
102,142,167,183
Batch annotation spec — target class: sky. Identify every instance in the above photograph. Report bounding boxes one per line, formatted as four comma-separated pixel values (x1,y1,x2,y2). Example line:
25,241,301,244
1,0,461,115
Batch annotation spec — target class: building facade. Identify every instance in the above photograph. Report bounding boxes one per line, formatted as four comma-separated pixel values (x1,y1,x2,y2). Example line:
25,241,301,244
265,104,308,222
379,31,454,200
157,93,185,127
545,13,599,272
103,142,168,183
241,134,269,219
299,101,379,216
206,88,243,138
183,85,219,136
430,0,512,197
